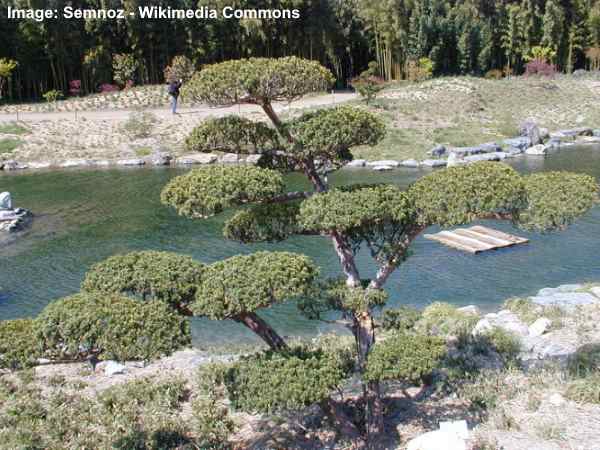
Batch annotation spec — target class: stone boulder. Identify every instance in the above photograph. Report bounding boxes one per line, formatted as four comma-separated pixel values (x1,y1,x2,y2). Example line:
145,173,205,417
245,154,264,165
401,159,421,168
372,165,394,171
1,160,27,170
519,120,542,145
502,137,531,150
530,292,599,310
525,144,547,156
117,158,146,166
529,317,552,337
421,159,447,168
406,421,469,450
150,151,172,166
367,160,400,167
346,159,366,167
176,153,218,165
447,152,466,167
428,144,447,157
219,153,240,163
556,127,593,137
0,192,12,210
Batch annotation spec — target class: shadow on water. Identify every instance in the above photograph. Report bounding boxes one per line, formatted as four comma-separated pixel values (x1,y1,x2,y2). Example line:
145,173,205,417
1,146,600,346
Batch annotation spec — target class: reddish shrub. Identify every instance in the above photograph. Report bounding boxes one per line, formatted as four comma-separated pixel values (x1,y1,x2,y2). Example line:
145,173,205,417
68,79,81,96
525,59,557,77
99,83,120,93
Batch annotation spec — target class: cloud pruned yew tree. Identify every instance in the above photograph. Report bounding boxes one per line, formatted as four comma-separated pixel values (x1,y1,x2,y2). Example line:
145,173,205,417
158,57,596,447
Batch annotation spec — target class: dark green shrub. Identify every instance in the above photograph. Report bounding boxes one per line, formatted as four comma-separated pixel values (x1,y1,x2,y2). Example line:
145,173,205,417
185,116,279,153
82,251,205,314
364,333,446,383
0,319,42,370
381,305,422,331
35,293,190,362
222,347,352,413
471,328,522,364
568,343,600,378
415,302,478,338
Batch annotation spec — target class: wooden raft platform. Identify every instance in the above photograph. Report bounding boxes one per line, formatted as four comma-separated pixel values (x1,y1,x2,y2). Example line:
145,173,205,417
424,225,529,254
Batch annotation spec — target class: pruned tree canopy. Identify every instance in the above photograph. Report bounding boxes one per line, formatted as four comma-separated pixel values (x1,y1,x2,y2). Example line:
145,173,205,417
193,251,318,320
185,116,279,154
410,162,598,230
520,171,599,231
161,165,284,218
183,57,335,106
363,333,446,383
81,251,205,314
222,347,352,413
298,184,414,234
223,203,302,243
287,106,386,160
35,293,191,361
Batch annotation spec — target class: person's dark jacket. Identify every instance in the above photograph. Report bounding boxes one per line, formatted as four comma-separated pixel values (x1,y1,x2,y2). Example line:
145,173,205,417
168,80,181,97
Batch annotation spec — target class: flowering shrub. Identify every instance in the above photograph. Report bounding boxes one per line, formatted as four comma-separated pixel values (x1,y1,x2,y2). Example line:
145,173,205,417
99,83,119,93
525,59,557,77
68,79,81,96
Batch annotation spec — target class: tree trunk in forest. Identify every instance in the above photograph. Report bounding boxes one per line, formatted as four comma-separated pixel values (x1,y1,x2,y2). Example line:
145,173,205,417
235,311,288,351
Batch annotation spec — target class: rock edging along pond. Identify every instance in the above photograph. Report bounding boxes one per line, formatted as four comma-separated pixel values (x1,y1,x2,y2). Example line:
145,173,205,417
1,124,599,174
0,192,31,234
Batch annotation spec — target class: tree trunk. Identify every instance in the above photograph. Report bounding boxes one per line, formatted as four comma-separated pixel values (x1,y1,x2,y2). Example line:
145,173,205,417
355,311,385,449
235,311,288,351
320,398,366,448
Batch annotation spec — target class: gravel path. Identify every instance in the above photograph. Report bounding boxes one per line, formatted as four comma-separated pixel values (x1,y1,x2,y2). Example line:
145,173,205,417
0,92,357,123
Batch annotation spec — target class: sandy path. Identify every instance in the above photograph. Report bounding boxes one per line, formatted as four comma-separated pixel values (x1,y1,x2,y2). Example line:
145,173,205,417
0,92,357,123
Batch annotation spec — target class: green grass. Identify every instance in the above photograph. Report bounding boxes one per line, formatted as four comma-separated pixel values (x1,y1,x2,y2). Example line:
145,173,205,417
0,122,29,135
0,137,22,154
134,146,152,157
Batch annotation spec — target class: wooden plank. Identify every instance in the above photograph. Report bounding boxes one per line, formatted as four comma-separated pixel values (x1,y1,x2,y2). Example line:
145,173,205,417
437,231,495,252
470,225,529,244
425,232,487,253
454,228,513,247
425,225,528,254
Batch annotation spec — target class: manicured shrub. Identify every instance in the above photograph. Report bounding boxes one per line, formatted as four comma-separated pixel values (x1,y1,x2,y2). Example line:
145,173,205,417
112,53,138,86
194,251,318,320
82,250,205,314
185,116,279,154
524,59,557,77
35,293,190,362
222,347,352,413
161,165,284,218
381,305,422,332
364,332,446,383
42,89,63,103
0,319,42,369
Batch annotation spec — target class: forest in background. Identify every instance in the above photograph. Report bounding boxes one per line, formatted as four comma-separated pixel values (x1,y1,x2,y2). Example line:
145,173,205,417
1,0,600,101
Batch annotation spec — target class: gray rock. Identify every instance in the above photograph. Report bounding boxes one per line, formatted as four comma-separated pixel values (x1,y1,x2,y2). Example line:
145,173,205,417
219,153,240,163
506,146,524,156
525,144,547,156
519,120,542,145
502,137,531,150
102,361,126,376
28,161,52,169
521,335,578,368
537,284,582,296
1,160,27,170
176,153,218,165
0,192,12,210
428,144,447,157
590,286,600,298
447,152,466,167
406,429,468,450
95,160,111,167
367,160,400,167
346,159,366,167
545,138,561,149
578,136,600,144
457,305,480,316
117,158,145,166
555,127,593,137
593,129,600,137
450,142,501,157
150,152,172,166
401,159,420,168
245,154,264,165
372,165,394,171
472,319,494,335
529,317,552,337
421,159,447,167
464,153,502,162
478,310,529,337
530,292,599,310
59,159,92,168
539,127,550,140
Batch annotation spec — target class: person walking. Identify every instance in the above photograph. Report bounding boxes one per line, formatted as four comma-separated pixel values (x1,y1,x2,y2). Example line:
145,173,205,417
168,79,182,114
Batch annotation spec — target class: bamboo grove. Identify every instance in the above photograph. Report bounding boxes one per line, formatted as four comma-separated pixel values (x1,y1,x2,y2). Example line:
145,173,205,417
1,0,600,101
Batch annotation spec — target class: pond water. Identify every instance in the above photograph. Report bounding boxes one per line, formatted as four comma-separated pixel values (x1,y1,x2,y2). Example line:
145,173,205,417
2,146,600,347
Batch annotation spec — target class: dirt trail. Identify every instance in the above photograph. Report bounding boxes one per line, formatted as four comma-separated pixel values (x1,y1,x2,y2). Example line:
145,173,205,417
0,92,357,123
